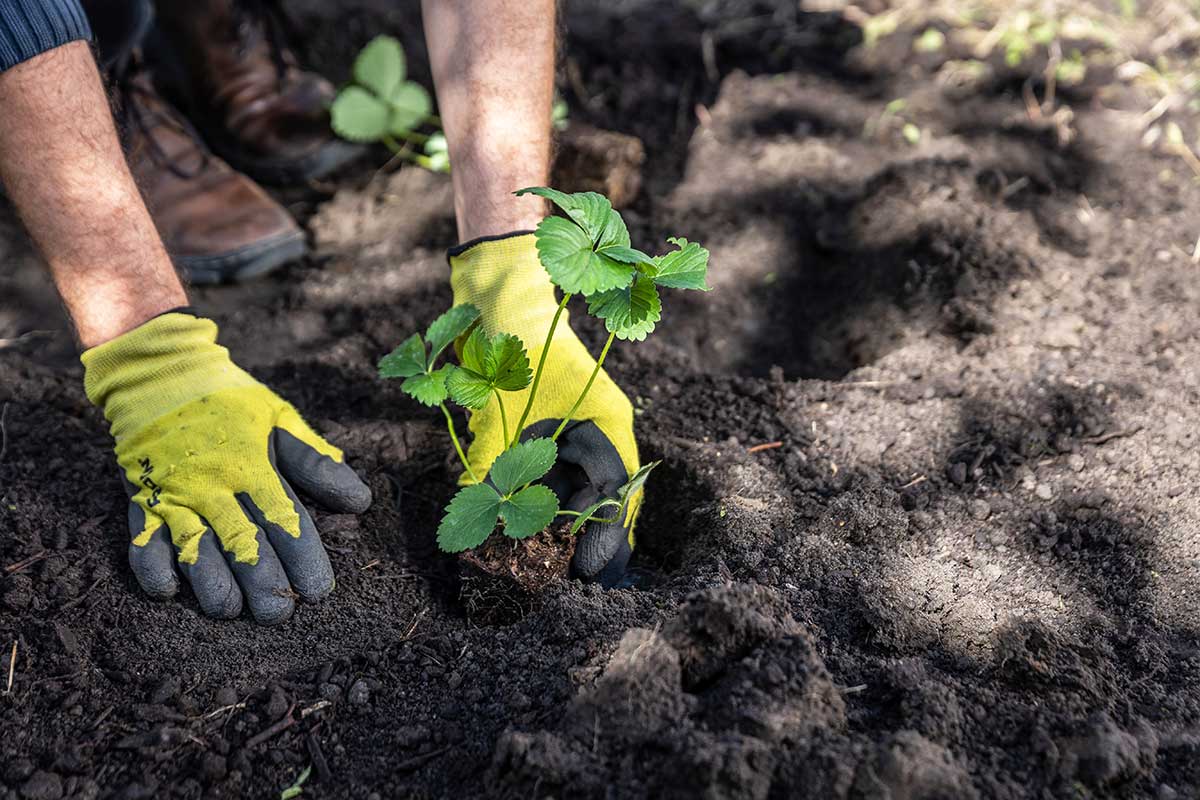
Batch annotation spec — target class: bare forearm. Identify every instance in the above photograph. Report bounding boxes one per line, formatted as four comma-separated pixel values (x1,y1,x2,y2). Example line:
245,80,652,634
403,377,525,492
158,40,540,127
422,0,556,242
0,41,185,348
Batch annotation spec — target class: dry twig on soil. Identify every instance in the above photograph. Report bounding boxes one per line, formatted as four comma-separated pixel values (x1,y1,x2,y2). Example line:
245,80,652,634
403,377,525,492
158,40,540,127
1082,426,1143,446
244,703,298,749
4,551,49,575
4,640,16,695
0,402,9,463
57,578,107,613
395,745,451,773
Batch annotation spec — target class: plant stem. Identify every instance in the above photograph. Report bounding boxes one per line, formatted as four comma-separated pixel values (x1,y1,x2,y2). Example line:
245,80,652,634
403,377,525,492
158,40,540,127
383,130,430,148
381,134,438,172
511,292,571,448
439,403,478,483
493,388,510,448
551,331,616,442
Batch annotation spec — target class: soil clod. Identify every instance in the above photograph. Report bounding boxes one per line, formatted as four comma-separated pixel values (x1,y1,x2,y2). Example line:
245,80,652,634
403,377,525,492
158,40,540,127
458,522,577,623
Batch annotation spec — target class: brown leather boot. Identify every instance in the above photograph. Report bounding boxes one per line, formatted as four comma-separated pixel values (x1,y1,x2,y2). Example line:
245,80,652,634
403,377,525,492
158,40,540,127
149,0,360,184
117,69,307,285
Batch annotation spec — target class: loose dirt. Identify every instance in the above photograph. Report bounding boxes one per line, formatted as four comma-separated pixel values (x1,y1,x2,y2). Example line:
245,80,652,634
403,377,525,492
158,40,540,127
2,1,1199,798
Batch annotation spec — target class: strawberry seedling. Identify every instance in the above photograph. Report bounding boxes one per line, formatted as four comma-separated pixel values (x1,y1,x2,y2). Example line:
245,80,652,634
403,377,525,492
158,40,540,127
331,35,446,172
379,187,711,557
332,37,573,177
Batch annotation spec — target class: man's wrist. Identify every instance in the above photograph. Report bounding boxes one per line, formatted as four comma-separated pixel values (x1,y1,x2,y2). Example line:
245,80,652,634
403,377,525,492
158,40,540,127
456,204,545,245
71,282,190,348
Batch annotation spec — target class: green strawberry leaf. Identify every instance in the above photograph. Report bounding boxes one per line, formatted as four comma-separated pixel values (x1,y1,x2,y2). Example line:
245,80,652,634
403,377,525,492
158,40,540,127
486,333,532,391
532,216,635,295
565,192,618,242
452,329,531,405
378,333,427,378
587,273,661,341
567,497,621,536
446,367,493,410
599,245,654,265
516,187,643,295
401,364,452,407
515,187,623,244
489,438,557,496
458,326,489,374
514,186,581,221
499,485,559,540
593,201,631,250
353,35,405,97
331,86,390,142
619,461,659,507
651,237,711,291
566,461,658,536
389,82,432,134
425,304,480,366
449,329,531,408
437,483,502,552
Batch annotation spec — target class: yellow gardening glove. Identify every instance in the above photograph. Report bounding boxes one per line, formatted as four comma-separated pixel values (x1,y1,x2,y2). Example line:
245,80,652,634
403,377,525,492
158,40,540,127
449,233,641,586
82,311,372,624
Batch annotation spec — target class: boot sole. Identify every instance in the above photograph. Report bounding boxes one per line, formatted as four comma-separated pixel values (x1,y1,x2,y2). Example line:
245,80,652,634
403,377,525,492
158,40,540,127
175,230,308,286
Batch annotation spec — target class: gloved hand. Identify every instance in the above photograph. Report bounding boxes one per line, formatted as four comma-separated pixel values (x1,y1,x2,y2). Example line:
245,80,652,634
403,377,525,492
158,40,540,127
449,233,641,587
82,311,372,624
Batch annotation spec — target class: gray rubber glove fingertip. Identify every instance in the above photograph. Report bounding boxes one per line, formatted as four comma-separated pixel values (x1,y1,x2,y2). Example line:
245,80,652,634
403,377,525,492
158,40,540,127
274,429,373,514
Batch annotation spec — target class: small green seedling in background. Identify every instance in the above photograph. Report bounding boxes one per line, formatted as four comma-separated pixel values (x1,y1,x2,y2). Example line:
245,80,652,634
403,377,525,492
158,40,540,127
865,98,922,147
331,35,446,172
280,766,312,800
552,99,570,131
379,187,712,554
422,132,450,173
331,36,574,176
913,28,945,54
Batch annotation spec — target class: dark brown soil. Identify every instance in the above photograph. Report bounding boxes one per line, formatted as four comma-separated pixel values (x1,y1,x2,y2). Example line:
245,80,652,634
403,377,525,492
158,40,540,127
459,523,577,624
3,1,1200,799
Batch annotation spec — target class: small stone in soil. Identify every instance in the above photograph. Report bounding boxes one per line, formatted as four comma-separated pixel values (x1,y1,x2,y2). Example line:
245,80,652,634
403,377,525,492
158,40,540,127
348,679,370,705
20,771,63,800
969,500,991,520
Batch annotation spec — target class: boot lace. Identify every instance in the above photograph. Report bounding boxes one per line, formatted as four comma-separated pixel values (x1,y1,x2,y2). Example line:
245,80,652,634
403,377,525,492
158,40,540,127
234,0,304,85
112,59,212,181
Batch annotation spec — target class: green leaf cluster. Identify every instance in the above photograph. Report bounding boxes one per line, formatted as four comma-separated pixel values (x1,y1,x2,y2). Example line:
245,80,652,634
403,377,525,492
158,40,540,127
378,304,480,406
447,327,532,409
331,36,433,142
515,187,652,296
517,187,711,341
378,187,713,556
437,439,559,552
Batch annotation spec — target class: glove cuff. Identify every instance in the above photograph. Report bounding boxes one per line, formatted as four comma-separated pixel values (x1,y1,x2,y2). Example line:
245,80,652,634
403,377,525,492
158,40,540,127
449,232,568,349
81,312,258,441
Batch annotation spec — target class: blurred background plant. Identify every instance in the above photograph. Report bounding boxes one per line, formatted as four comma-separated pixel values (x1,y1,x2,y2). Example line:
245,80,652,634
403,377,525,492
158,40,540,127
829,0,1200,177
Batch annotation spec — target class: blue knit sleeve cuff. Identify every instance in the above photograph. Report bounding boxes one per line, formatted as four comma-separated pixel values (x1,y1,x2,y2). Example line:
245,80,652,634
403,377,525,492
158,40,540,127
0,0,92,73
